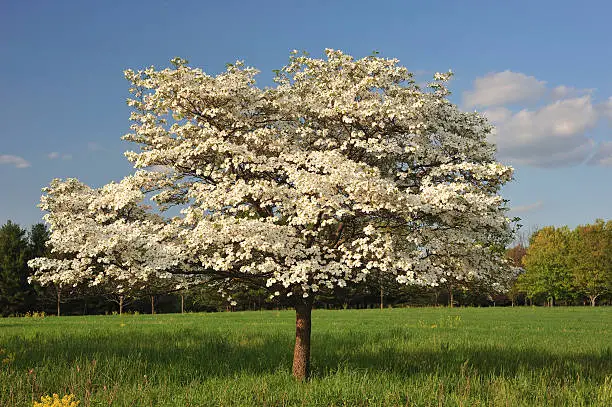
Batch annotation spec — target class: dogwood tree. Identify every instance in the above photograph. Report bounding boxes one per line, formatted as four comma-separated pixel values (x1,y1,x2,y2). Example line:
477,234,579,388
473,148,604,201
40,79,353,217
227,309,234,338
29,49,514,380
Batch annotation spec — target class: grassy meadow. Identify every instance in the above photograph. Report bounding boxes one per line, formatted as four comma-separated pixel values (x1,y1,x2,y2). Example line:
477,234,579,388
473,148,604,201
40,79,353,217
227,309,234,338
1,307,610,406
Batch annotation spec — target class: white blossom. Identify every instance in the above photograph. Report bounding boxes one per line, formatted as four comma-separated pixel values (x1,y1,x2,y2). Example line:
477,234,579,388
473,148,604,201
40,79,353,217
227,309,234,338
29,50,515,302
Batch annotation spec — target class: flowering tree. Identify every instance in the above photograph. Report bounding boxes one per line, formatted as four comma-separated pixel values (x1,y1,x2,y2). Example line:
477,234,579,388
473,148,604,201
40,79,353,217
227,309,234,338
29,50,514,380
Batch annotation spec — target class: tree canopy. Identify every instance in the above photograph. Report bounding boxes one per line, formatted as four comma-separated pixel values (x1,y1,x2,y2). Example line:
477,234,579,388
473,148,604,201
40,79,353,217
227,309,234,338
0,221,43,315
517,221,612,306
568,220,612,305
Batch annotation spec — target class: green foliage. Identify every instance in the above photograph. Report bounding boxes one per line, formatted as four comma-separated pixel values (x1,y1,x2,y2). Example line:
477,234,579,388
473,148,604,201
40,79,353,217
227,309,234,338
518,221,612,306
0,221,32,315
519,226,574,305
29,223,50,258
0,308,610,406
567,220,612,305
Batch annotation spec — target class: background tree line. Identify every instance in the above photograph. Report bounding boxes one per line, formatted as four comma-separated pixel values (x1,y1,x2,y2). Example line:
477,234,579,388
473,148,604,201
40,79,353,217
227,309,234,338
1,219,609,316
507,219,611,306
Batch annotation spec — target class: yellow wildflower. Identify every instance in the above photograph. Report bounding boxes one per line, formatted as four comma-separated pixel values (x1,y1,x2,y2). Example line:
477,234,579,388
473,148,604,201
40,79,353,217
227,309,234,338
33,393,80,407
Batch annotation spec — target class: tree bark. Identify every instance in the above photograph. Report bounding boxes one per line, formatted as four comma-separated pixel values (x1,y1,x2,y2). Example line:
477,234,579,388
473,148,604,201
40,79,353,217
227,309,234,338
119,295,124,315
56,286,61,317
589,295,598,307
181,294,185,314
292,302,312,381
150,295,155,315
380,286,384,310
449,289,454,308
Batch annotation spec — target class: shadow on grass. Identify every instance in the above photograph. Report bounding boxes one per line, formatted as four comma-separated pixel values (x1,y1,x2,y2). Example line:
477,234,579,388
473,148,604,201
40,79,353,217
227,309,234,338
5,325,611,384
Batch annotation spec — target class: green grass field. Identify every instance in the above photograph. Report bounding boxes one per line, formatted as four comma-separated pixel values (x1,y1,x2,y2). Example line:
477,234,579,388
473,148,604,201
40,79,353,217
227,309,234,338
1,307,610,406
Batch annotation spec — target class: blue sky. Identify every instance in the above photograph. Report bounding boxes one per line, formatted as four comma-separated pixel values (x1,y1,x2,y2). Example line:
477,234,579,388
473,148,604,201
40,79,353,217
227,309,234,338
1,0,611,235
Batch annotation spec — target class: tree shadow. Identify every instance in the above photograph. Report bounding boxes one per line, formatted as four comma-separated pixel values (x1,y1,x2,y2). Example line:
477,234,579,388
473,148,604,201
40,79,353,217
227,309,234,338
313,332,612,383
5,324,610,385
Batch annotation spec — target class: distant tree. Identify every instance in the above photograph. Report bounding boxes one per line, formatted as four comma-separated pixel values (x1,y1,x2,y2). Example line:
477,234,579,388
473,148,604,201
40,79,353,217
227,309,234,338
29,223,50,258
428,239,517,308
26,223,50,311
505,244,527,305
506,244,527,268
567,220,612,306
25,223,76,316
439,274,462,308
0,221,31,315
520,227,572,306
101,287,138,315
180,285,226,312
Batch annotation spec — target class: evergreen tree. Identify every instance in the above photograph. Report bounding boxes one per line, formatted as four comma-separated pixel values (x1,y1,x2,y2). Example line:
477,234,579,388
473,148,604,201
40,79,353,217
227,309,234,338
29,223,50,258
0,221,31,315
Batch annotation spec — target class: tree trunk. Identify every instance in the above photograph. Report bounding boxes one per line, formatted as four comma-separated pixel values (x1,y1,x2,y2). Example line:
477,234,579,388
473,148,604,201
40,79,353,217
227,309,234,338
119,295,124,315
292,302,312,381
56,286,61,317
181,294,185,314
589,295,598,307
449,289,454,308
150,295,155,315
380,286,384,310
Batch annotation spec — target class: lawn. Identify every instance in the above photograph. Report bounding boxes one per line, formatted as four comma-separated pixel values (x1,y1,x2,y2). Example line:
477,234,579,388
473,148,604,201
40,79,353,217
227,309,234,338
1,307,610,406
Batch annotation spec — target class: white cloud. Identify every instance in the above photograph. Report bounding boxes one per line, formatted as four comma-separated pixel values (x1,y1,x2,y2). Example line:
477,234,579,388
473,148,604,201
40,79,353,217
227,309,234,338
520,96,597,137
587,141,612,167
49,152,72,160
467,70,611,168
0,154,31,168
488,96,599,167
511,201,543,213
482,107,512,123
502,138,596,167
463,71,547,108
550,85,592,100
601,97,612,122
